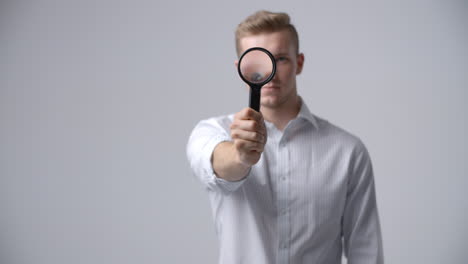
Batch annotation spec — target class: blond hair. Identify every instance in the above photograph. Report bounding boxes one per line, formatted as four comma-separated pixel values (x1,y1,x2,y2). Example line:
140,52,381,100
235,10,299,56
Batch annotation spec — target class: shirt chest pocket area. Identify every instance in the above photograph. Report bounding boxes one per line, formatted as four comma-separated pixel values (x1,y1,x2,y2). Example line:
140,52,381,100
291,168,348,228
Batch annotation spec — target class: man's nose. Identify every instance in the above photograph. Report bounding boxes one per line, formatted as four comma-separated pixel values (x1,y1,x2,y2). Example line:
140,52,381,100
271,70,280,82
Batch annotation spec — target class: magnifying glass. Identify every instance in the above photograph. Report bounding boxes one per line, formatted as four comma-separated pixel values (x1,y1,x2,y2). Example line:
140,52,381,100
237,47,276,112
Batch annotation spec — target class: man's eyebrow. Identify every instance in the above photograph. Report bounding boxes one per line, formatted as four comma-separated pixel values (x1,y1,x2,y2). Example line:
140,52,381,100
273,52,290,57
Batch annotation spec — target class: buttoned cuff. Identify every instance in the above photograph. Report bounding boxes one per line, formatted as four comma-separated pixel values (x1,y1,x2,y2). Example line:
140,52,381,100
213,167,250,192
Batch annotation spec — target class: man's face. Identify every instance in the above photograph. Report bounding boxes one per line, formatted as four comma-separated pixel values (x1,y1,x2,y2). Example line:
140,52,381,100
238,29,304,109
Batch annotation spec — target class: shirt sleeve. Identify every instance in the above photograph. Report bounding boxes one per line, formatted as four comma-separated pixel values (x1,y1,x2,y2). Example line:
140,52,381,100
186,117,248,194
342,140,384,264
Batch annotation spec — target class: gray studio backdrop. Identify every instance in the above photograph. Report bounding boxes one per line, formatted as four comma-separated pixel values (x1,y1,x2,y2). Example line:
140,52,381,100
1,0,467,263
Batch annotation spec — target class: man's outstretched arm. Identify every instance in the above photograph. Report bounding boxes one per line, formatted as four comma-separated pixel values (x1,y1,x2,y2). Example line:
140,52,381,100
212,107,267,182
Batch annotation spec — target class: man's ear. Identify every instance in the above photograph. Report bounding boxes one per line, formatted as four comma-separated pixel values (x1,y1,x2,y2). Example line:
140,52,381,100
296,53,305,75
234,60,239,68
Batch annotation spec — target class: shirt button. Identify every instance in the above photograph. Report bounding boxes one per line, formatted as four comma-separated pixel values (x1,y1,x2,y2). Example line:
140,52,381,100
281,176,286,181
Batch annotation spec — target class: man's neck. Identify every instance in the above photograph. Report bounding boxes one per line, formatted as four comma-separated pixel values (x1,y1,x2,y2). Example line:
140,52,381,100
261,95,301,131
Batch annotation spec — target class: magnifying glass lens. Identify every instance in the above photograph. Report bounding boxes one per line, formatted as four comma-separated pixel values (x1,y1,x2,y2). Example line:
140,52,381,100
239,50,274,84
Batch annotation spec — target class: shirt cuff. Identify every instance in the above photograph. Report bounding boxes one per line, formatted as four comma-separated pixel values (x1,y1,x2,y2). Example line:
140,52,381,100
213,167,250,193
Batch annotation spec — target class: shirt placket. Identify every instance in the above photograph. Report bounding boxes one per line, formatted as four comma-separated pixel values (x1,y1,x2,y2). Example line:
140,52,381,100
277,132,290,264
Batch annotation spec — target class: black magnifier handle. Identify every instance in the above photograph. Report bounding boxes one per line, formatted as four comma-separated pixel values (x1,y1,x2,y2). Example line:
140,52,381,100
249,85,261,112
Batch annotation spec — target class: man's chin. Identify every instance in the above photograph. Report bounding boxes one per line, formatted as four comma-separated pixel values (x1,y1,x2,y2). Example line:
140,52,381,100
261,98,281,109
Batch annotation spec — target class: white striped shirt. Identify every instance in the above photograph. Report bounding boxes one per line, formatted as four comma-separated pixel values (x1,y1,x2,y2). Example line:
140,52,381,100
186,99,384,264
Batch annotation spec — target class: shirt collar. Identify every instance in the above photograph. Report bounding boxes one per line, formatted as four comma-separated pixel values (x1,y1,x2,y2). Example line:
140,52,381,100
297,96,319,129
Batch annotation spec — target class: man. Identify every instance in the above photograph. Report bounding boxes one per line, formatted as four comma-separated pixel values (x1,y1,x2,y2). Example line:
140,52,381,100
186,10,383,264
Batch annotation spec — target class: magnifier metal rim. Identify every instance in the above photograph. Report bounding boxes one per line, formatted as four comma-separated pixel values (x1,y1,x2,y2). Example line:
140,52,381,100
237,47,276,86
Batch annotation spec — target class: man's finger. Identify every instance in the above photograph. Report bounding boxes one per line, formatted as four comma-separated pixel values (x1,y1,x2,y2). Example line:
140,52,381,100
234,139,264,153
236,107,263,122
231,120,265,135
231,129,265,143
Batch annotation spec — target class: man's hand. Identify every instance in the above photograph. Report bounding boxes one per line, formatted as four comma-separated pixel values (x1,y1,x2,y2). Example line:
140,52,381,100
211,108,267,182
230,107,267,166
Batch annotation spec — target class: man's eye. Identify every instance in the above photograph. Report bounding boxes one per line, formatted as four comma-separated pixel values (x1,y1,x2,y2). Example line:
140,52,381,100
276,57,288,62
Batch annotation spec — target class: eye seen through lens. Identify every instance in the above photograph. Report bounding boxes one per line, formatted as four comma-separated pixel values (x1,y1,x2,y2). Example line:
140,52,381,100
238,48,275,85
